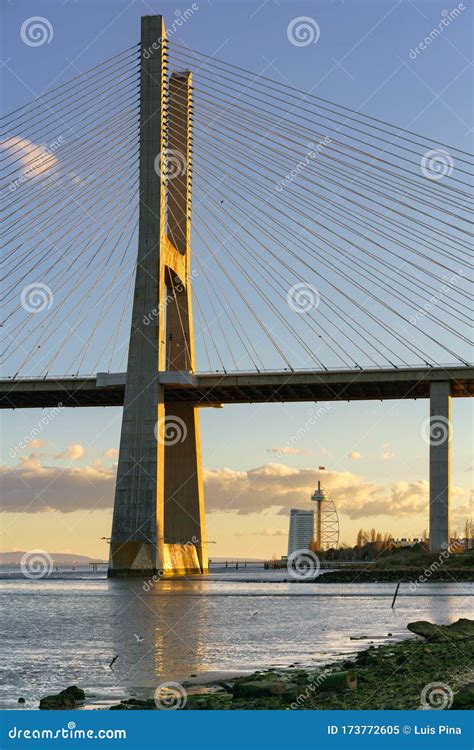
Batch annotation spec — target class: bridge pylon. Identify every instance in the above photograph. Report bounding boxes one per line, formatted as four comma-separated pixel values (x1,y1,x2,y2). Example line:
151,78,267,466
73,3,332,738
108,15,207,577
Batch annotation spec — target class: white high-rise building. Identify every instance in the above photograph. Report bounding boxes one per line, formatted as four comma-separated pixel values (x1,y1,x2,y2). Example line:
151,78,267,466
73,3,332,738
287,509,315,556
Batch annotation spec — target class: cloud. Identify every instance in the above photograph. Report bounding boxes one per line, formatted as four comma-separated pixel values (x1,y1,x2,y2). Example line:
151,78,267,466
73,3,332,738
203,465,470,521
347,451,362,460
104,448,118,459
54,444,85,461
28,439,45,450
1,457,470,527
382,451,395,460
1,136,58,179
0,454,114,513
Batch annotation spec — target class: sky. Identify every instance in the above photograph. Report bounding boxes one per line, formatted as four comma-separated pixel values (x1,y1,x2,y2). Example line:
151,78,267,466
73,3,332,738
1,0,472,560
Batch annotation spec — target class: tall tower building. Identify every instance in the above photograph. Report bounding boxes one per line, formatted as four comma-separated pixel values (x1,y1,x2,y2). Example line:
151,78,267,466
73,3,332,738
287,509,315,556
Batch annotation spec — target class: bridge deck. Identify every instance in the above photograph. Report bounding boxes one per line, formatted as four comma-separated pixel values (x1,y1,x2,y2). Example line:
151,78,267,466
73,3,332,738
1,367,472,408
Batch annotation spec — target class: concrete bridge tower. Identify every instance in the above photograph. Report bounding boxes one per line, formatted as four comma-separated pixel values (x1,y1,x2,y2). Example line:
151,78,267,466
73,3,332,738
108,15,207,577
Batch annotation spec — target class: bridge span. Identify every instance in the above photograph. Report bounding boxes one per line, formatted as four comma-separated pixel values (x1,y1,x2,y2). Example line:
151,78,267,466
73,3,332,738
1,366,473,409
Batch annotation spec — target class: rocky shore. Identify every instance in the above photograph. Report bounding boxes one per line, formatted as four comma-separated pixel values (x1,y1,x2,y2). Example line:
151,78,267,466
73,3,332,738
313,568,474,583
102,618,473,711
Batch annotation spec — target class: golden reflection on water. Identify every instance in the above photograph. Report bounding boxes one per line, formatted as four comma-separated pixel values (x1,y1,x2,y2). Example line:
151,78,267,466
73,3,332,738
107,579,214,685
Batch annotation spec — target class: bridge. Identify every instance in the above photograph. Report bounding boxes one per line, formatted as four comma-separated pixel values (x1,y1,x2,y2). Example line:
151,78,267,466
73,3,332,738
1,367,473,409
2,15,472,574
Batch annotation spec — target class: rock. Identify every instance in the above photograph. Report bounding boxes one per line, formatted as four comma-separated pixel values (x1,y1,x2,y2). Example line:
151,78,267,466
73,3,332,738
232,678,292,699
451,683,474,709
110,698,156,710
387,633,392,637
407,618,474,642
317,671,357,692
61,685,85,701
17,698,25,704
40,693,75,710
39,685,85,710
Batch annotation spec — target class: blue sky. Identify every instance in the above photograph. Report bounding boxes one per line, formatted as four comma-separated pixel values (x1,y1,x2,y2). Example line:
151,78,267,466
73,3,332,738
1,0,472,558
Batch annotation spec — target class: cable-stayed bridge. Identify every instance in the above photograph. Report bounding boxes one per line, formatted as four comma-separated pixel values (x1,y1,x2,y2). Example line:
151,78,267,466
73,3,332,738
1,15,472,574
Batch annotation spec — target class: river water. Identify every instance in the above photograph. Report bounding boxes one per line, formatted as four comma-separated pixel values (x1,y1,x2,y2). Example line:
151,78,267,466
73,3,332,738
0,566,471,709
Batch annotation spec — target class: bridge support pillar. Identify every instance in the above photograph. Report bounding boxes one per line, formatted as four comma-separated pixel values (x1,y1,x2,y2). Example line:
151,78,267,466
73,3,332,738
108,16,207,577
108,15,166,578
429,381,451,552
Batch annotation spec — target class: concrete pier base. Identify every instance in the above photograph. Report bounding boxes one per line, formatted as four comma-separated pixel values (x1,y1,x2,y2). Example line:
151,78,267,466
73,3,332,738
429,381,451,552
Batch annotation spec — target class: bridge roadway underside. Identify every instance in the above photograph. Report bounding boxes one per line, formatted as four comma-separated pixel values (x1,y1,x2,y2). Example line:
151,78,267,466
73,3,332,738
1,367,473,409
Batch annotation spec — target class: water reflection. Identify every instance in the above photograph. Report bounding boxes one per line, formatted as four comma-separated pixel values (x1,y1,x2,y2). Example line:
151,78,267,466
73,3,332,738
107,579,214,688
0,573,472,708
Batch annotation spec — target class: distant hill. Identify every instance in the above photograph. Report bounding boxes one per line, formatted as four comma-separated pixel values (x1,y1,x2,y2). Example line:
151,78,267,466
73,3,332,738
0,551,105,566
